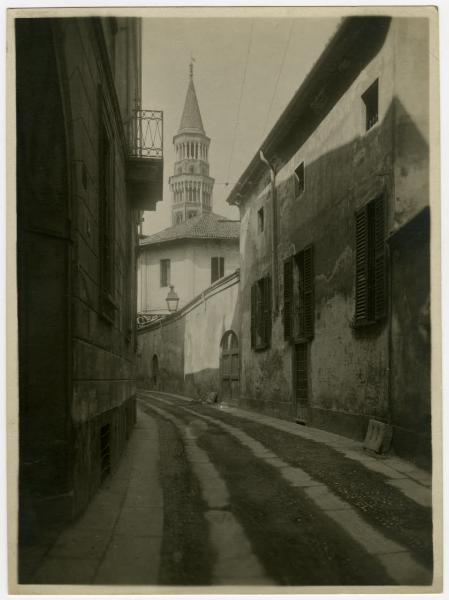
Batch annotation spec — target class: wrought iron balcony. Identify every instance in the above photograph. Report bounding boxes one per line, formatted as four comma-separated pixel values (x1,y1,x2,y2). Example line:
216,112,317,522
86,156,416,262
128,109,163,159
126,109,164,210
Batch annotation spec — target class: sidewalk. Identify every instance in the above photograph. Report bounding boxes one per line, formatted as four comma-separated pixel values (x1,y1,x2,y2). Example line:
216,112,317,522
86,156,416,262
31,409,163,586
150,390,432,508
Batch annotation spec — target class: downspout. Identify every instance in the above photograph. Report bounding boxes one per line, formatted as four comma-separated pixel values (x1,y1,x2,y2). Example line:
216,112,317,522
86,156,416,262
259,151,279,314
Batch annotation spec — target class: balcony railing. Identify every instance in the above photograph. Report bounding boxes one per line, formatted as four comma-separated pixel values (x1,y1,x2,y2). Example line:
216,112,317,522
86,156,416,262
127,109,163,159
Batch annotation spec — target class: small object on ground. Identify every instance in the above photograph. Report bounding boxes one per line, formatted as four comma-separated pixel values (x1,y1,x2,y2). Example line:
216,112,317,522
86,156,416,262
363,419,393,454
205,391,218,404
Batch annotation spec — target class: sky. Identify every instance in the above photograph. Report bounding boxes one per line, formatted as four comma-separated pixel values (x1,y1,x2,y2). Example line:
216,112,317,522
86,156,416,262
141,16,340,236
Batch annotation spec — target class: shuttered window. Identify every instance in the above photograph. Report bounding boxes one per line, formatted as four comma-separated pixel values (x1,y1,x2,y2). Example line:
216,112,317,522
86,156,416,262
283,258,293,339
160,259,170,287
284,246,314,341
211,256,225,283
354,195,386,325
251,275,272,350
303,246,314,339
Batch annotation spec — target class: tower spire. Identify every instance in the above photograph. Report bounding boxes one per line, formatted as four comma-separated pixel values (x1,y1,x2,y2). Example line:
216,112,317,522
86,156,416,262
177,60,204,134
169,60,215,225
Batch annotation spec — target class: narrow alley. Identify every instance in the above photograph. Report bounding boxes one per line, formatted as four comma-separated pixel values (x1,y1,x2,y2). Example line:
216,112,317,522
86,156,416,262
12,10,438,593
31,391,432,587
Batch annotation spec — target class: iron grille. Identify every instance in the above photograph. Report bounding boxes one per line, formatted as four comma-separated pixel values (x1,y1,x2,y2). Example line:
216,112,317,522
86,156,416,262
100,423,111,481
127,109,163,159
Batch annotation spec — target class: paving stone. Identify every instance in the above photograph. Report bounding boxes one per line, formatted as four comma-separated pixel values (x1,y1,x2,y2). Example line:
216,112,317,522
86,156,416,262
325,508,404,555
94,534,161,585
279,466,316,487
377,551,433,585
305,485,348,510
205,510,272,584
114,505,164,537
388,478,432,508
47,527,111,560
33,557,98,584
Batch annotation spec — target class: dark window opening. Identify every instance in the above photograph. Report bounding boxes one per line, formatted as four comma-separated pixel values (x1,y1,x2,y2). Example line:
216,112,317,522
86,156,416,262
160,259,171,287
354,194,386,326
100,423,111,481
251,275,272,350
211,256,225,284
362,79,379,131
284,245,314,341
258,207,264,233
294,162,305,197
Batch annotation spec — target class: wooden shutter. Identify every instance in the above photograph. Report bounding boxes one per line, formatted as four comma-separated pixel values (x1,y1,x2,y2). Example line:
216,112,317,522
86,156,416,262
283,258,293,340
263,275,272,346
355,205,369,322
303,245,314,339
373,195,386,319
211,257,218,283
250,284,256,348
220,257,225,278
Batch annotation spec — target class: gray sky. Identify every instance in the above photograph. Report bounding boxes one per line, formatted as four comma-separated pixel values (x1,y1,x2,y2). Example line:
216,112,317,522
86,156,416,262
141,17,340,235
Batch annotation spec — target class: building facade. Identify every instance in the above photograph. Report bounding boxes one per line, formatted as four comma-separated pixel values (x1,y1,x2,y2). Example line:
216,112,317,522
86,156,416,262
227,17,431,467
137,213,240,315
15,17,163,578
169,63,215,225
137,270,241,402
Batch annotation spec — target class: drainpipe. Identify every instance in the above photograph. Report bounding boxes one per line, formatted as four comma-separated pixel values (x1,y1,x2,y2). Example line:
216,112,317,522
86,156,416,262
259,151,279,314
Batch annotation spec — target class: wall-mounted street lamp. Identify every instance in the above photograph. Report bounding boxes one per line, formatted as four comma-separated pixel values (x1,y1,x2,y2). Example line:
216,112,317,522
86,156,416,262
165,285,179,313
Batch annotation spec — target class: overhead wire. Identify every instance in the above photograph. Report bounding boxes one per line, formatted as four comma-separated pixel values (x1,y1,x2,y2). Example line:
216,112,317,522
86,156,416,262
261,19,295,139
225,19,255,186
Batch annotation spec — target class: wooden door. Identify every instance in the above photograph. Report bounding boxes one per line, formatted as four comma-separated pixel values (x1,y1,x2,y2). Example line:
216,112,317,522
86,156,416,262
220,331,240,402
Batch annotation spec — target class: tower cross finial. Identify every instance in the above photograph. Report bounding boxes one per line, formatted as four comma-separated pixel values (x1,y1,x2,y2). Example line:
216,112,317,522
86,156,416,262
189,54,195,78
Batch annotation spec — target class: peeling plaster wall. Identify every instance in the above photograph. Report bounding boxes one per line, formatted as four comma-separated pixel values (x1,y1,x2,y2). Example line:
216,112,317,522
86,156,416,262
137,273,240,401
238,19,430,450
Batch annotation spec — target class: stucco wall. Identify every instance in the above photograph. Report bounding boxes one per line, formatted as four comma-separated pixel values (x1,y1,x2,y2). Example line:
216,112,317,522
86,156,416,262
137,272,241,401
137,238,240,313
237,18,430,448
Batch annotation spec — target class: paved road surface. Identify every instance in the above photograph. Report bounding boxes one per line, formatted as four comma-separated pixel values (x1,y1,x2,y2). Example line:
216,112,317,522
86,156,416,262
138,390,433,587
28,389,433,589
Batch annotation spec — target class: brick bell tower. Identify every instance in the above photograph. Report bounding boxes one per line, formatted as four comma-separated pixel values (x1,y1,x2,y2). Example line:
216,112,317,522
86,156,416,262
169,62,215,225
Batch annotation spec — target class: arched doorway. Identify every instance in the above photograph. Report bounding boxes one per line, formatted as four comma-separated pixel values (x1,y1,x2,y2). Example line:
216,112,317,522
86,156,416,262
220,331,240,402
152,354,160,389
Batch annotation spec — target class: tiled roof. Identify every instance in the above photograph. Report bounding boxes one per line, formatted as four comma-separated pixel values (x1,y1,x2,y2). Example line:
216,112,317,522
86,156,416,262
139,212,240,248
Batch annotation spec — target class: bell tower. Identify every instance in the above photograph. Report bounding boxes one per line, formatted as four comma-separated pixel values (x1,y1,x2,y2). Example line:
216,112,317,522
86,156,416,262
169,62,215,225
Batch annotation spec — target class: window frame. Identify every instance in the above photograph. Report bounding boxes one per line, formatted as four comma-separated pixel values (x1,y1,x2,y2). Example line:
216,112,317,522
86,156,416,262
283,245,314,342
362,79,379,132
294,162,305,198
160,258,171,288
353,194,387,327
251,274,272,351
257,207,265,233
211,256,225,284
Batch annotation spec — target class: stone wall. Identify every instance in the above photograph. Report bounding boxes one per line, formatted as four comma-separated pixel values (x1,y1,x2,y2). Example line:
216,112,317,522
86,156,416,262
60,18,140,516
137,271,240,401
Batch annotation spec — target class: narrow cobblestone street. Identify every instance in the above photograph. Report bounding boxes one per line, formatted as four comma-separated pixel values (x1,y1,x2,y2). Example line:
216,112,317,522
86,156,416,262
30,390,433,588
